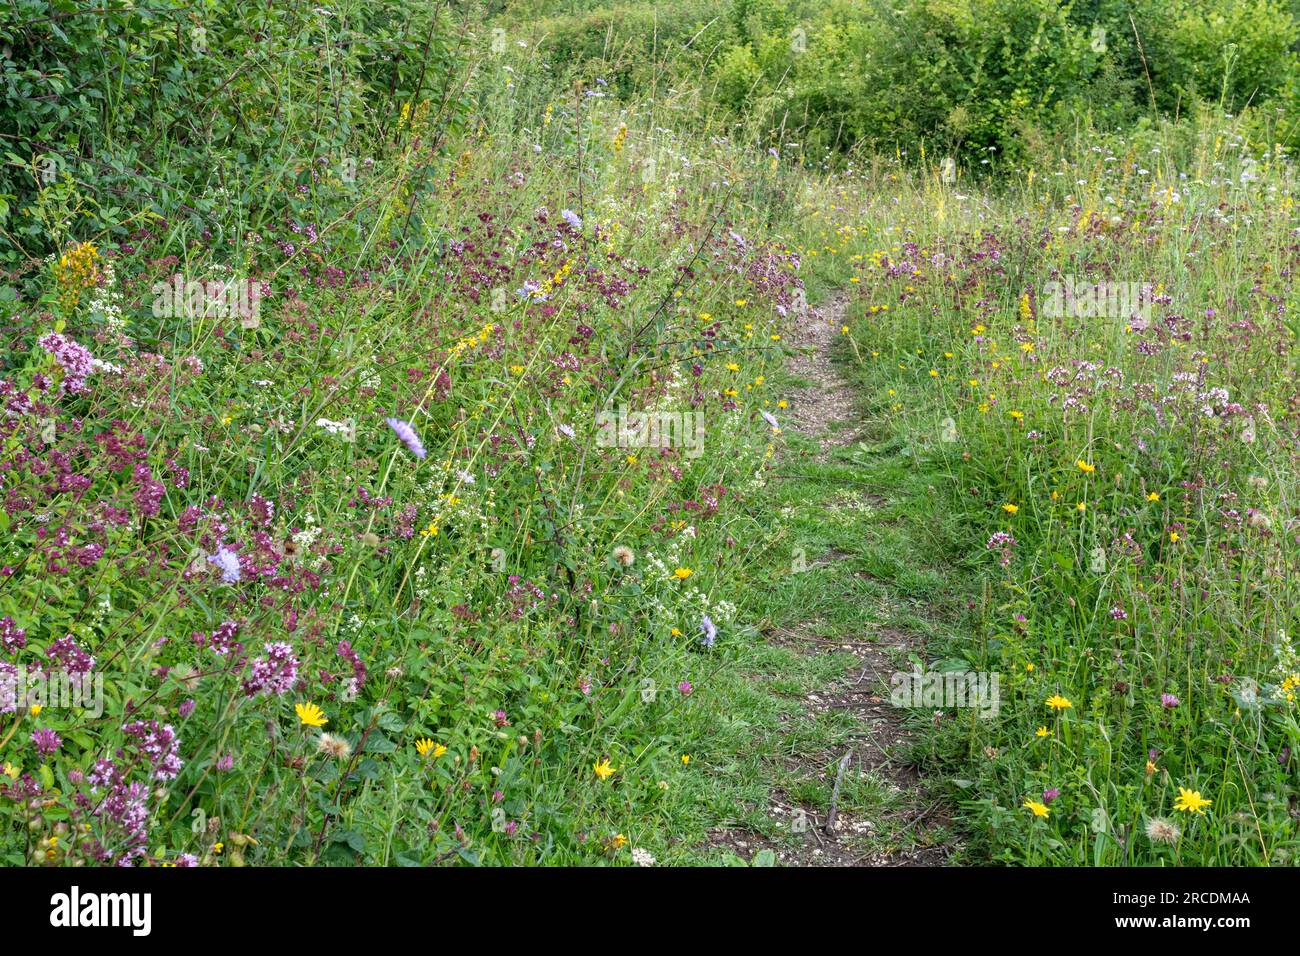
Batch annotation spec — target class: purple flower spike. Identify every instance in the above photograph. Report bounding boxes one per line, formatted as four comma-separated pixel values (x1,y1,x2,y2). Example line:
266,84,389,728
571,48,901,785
386,417,426,459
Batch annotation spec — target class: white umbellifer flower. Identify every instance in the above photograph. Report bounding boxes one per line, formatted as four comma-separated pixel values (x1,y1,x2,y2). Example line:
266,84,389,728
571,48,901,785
630,847,656,867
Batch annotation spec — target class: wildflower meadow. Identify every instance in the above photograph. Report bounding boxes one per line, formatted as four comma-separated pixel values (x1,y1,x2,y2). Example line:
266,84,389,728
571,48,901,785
0,0,1297,900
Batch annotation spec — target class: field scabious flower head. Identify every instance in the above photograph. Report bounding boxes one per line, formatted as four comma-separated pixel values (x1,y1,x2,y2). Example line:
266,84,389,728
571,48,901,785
699,614,717,648
385,417,426,459
207,545,241,583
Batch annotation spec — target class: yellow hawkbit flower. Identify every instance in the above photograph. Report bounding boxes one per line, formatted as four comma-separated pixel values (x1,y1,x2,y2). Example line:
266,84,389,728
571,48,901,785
593,758,617,780
1045,694,1073,711
1147,491,1160,501
681,754,691,765
1023,800,1050,818
1076,459,1095,474
415,738,447,758
1173,787,1212,814
295,702,328,727
673,567,693,580
1002,503,1019,514
1035,726,1049,738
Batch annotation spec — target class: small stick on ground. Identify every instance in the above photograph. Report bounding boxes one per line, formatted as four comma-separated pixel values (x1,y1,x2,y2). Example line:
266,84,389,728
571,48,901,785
824,750,853,835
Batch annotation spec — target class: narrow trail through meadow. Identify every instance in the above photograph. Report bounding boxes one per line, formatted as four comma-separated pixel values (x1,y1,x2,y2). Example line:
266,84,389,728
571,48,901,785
759,289,954,866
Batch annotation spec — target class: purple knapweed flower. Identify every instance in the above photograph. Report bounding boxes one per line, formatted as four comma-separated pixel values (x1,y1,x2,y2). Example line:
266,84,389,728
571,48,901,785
385,417,426,459
678,680,693,696
1161,693,1180,709
1042,787,1060,804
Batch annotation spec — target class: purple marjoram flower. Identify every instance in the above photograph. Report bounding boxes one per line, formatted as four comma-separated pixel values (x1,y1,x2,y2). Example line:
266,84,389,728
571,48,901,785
1161,693,1180,709
700,614,717,648
31,728,61,756
0,617,26,655
242,642,299,697
1042,787,1060,804
561,209,583,231
39,332,95,394
207,544,241,583
386,417,426,459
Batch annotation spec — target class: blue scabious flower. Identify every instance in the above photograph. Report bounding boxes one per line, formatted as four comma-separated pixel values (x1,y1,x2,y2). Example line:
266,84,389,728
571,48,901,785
561,209,583,231
386,417,426,459
207,545,241,583
700,613,717,648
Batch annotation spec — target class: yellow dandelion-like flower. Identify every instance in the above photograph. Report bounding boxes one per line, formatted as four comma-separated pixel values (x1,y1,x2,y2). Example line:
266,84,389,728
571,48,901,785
415,738,447,758
1035,726,1049,737
295,702,328,727
1045,694,1073,711
1023,800,1050,818
1076,460,1095,474
1147,492,1160,502
1173,787,1211,814
593,758,617,781
1002,503,1019,514
673,567,693,580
